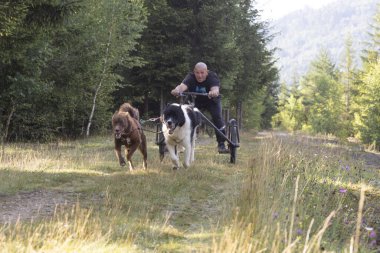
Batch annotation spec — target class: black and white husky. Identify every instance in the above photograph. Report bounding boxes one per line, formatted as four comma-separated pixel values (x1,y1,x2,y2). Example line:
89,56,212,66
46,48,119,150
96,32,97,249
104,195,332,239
161,103,202,169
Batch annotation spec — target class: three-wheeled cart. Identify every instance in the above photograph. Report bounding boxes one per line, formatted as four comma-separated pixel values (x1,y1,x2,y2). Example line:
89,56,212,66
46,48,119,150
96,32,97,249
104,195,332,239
155,92,240,163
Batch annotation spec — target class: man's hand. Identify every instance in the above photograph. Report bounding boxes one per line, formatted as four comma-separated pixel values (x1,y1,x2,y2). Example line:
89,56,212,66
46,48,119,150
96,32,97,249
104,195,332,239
171,88,180,96
208,88,219,98
171,83,188,97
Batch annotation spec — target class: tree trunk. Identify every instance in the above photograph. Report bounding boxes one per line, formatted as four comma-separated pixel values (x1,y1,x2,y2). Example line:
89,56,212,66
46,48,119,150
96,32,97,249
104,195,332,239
160,87,165,114
1,103,15,161
86,27,113,137
236,100,243,130
143,93,149,116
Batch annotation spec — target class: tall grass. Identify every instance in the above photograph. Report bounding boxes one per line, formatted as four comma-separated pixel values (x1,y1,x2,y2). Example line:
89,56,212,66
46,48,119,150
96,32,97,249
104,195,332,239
0,203,138,252
0,132,379,252
212,134,379,252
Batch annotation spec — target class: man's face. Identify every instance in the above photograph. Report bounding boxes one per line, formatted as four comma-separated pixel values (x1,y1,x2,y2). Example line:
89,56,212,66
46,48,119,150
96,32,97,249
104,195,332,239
194,68,208,83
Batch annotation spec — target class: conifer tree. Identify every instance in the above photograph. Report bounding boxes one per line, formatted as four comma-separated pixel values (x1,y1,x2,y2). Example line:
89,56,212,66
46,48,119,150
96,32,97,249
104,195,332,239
339,36,358,137
232,0,279,129
300,50,344,135
0,0,146,140
354,5,380,147
0,1,79,141
115,0,191,115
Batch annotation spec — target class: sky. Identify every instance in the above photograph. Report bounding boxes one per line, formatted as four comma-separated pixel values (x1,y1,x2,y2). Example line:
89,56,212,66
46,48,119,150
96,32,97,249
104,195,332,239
255,0,338,20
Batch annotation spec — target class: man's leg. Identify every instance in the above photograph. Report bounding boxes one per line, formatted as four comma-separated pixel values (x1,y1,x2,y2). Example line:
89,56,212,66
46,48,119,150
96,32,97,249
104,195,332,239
207,97,229,153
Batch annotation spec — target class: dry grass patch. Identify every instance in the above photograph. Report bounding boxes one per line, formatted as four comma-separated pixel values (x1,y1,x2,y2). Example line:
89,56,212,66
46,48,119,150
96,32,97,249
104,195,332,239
0,132,379,252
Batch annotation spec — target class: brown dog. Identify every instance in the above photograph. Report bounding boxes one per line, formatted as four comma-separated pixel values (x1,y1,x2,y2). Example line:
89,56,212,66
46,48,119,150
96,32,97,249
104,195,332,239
112,103,147,171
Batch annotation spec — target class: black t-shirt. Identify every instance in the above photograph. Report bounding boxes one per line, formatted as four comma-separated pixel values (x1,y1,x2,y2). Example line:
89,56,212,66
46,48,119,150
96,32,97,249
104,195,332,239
182,71,220,107
182,71,220,93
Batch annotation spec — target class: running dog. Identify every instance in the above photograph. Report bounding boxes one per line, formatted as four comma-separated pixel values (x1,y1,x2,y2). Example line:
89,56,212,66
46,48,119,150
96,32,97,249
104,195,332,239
161,103,201,169
112,103,147,171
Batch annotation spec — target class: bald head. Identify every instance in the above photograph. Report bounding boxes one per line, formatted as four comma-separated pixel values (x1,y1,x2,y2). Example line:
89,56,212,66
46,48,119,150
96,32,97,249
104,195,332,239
193,62,208,82
194,62,208,71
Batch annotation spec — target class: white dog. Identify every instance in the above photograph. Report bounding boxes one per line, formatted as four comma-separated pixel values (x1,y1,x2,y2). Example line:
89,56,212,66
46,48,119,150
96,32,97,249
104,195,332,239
161,103,201,169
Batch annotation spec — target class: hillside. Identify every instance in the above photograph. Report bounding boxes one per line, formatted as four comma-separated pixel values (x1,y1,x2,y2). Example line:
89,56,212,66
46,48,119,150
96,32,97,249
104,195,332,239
269,0,379,84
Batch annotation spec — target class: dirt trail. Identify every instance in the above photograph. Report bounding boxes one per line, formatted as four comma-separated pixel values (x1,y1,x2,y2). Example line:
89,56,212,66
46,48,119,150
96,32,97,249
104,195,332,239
0,190,102,224
0,190,77,223
1,132,379,227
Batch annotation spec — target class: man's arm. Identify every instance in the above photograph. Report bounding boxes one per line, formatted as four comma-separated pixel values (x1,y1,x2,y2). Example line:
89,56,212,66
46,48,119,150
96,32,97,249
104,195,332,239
208,86,219,98
171,83,188,96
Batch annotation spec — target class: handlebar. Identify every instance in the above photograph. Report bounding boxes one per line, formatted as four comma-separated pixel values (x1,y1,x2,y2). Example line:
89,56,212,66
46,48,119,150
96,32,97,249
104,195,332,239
179,91,222,97
179,92,208,97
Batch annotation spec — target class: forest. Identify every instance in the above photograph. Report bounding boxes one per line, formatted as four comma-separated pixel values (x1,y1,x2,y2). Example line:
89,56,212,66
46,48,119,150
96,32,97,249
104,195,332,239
273,4,380,149
1,0,380,150
0,0,278,142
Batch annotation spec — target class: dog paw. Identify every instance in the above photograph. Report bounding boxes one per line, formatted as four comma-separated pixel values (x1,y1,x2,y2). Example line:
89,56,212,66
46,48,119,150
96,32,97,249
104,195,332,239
119,157,126,166
172,166,179,170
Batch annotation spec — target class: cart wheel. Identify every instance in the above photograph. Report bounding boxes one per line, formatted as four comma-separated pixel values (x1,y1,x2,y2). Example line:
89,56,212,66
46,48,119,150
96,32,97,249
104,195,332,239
158,141,166,161
156,123,166,161
228,119,239,164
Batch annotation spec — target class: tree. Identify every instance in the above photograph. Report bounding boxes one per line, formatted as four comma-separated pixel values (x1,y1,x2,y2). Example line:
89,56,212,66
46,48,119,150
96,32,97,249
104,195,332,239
0,0,146,140
187,0,241,92
354,61,380,147
338,36,358,137
300,50,344,135
115,0,191,116
353,5,380,148
0,0,79,141
272,81,305,131
232,0,279,129
361,3,380,65
1,0,280,141
82,0,147,136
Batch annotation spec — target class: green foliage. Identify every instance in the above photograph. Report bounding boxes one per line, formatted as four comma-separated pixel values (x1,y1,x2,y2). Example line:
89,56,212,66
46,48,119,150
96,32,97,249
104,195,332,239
338,36,358,137
303,51,344,136
0,1,68,141
349,4,380,147
0,0,147,140
1,0,278,141
115,0,279,127
232,0,279,129
275,5,380,147
0,1,28,37
354,61,380,147
187,0,242,92
242,87,266,129
361,3,380,65
114,0,191,115
272,82,306,131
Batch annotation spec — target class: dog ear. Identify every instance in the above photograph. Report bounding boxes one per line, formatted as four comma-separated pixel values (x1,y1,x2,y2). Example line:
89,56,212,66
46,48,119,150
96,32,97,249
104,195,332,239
118,111,129,118
112,110,119,121
177,106,186,127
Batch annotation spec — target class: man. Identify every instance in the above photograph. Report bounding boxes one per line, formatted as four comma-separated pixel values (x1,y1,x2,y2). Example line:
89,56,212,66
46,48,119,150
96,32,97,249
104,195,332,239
171,62,229,153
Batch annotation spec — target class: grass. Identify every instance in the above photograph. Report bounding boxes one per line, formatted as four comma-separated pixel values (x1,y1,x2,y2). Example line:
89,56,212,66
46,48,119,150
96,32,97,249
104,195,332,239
0,131,379,252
